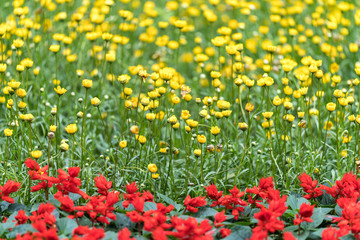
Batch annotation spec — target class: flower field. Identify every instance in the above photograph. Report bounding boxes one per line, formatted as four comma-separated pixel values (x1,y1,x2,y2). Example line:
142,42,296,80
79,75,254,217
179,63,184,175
1,0,360,239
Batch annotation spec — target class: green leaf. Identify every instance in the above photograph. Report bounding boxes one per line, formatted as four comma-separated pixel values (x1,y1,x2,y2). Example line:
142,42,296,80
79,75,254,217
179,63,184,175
309,228,326,238
5,224,35,239
143,202,157,212
104,231,118,240
114,213,136,230
303,208,332,229
0,201,11,212
0,220,16,236
193,207,217,218
223,225,252,240
335,204,342,216
7,203,25,213
56,218,78,236
287,195,309,210
340,234,357,240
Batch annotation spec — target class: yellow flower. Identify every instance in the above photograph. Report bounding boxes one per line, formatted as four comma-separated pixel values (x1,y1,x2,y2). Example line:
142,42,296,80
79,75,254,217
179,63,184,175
349,115,356,122
210,126,220,136
54,86,67,96
341,150,348,158
338,98,348,107
136,135,146,144
65,124,77,134
194,149,202,157
82,79,93,88
13,39,24,48
273,96,282,106
147,163,158,173
119,140,127,148
31,150,42,159
159,67,174,81
186,119,198,128
167,115,178,125
50,125,57,132
197,135,206,144
326,102,336,112
49,44,60,53
152,173,159,179
0,63,7,73
245,102,254,112
15,88,26,98
342,135,352,144
130,125,139,134
181,110,191,120
4,128,13,137
238,122,248,131
18,101,27,109
118,74,131,84
146,113,156,122
324,121,333,130
262,112,273,120
60,142,69,152
91,97,101,106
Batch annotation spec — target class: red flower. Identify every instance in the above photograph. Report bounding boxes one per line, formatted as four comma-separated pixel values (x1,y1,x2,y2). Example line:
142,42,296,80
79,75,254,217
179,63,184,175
283,232,296,240
217,186,247,220
0,180,21,203
118,228,135,240
73,226,105,240
214,210,227,227
168,216,214,240
294,203,314,225
132,196,145,213
247,177,274,204
54,167,89,200
219,228,231,238
298,173,323,200
204,184,222,206
126,182,138,194
94,174,112,196
75,191,119,225
15,210,28,225
322,226,347,240
56,195,75,213
252,192,287,239
184,195,207,213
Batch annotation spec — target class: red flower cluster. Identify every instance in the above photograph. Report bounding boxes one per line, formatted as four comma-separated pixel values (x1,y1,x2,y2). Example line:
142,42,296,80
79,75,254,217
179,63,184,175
298,173,323,200
0,180,21,204
294,203,314,225
8,161,360,240
204,185,247,220
251,189,288,240
184,195,207,213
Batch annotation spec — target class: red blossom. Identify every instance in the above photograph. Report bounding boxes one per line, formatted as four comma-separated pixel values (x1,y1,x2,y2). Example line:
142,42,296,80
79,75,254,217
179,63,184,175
214,210,227,227
184,195,207,213
247,177,274,204
298,173,323,200
168,216,214,240
0,180,21,203
117,228,135,240
219,228,231,238
283,232,296,240
72,226,105,240
14,210,28,225
294,203,314,225
54,167,89,200
94,174,112,196
204,184,222,206
217,186,247,220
